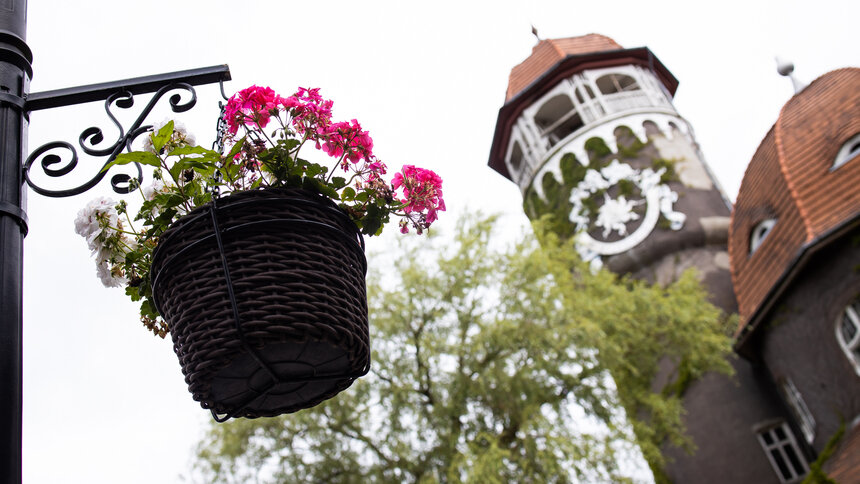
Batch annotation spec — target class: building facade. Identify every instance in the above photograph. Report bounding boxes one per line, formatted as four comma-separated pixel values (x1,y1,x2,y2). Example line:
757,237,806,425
488,34,859,482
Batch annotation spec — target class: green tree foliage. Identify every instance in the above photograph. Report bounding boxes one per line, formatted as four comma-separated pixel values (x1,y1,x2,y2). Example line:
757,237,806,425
191,214,731,483
532,227,733,482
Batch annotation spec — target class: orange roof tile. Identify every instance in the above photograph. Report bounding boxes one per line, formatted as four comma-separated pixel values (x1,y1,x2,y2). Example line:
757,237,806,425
777,69,860,238
730,68,860,336
506,34,624,101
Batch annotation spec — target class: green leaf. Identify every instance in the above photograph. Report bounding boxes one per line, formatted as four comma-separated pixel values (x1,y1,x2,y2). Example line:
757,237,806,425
151,120,174,152
168,163,182,182
125,285,141,301
167,145,217,157
306,178,339,200
331,177,347,189
361,203,385,235
140,298,159,319
103,151,161,172
305,163,324,178
341,186,356,201
178,159,216,173
290,164,306,178
192,192,213,206
226,137,246,160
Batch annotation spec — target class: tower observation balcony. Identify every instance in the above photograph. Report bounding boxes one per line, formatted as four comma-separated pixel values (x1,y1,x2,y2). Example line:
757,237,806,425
503,64,682,193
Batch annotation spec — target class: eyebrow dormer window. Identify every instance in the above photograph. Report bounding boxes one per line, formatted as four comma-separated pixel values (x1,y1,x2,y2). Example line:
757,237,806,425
833,133,860,170
750,218,777,254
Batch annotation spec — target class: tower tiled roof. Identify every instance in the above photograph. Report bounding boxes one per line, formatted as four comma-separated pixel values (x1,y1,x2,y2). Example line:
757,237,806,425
506,34,624,101
489,35,677,179
730,68,860,337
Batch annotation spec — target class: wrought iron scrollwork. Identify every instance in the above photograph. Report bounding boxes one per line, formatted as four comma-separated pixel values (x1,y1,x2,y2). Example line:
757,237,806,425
24,82,197,198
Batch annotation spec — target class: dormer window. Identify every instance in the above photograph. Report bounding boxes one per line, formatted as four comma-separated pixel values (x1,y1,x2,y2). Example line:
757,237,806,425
833,133,860,170
750,218,777,254
836,297,860,375
534,94,584,144
596,73,640,94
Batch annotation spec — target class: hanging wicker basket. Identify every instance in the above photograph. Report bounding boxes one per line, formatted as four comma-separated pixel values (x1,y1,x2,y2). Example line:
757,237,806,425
150,188,369,421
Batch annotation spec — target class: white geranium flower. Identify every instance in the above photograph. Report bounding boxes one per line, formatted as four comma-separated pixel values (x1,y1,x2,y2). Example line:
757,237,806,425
141,119,196,153
74,197,119,252
95,248,127,288
75,196,134,288
142,178,166,200
142,178,185,219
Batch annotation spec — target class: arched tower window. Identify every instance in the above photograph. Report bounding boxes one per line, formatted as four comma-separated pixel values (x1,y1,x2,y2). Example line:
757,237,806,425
584,84,597,99
833,133,860,170
750,218,777,254
596,73,640,94
508,141,524,173
534,94,584,144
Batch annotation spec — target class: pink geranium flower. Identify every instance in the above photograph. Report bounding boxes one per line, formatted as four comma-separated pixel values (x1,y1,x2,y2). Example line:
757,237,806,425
222,85,444,234
392,165,445,233
224,85,285,135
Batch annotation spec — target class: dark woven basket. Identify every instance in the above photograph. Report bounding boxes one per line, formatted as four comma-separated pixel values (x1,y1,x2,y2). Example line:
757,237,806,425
150,188,369,420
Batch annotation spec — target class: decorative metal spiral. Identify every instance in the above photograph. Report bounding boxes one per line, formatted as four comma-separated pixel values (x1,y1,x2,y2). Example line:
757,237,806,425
23,82,198,198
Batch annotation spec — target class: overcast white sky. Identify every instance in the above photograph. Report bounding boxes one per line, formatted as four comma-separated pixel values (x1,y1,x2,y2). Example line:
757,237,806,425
19,1,859,482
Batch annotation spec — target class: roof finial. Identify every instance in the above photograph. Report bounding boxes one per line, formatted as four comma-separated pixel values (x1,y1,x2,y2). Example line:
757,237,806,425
531,25,541,43
775,57,806,94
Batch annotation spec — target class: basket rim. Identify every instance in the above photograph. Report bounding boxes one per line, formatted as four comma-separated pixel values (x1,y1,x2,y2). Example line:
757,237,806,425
150,188,367,318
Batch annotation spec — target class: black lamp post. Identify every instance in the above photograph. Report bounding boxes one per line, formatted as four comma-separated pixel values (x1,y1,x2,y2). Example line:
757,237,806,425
0,3,230,482
0,3,31,482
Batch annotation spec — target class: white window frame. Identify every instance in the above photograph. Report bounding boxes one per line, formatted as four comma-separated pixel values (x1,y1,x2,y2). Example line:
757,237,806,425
836,297,860,376
533,93,584,144
832,133,860,171
750,218,777,254
594,73,641,95
780,378,815,443
756,422,809,483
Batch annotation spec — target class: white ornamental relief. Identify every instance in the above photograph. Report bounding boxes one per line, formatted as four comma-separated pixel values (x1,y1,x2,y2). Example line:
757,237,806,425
568,159,686,270
595,194,642,237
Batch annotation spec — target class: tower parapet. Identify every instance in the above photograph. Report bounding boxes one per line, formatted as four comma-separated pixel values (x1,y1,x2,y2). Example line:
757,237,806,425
504,64,679,193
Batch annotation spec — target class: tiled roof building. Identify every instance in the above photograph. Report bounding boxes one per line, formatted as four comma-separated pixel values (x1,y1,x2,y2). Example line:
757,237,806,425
731,69,860,332
730,67,860,482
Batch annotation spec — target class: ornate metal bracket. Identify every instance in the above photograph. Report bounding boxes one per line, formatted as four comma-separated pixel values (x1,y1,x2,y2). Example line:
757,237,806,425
23,65,231,198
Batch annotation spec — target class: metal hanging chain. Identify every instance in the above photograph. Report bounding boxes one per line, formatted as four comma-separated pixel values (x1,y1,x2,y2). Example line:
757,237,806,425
209,79,231,200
